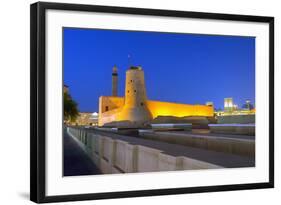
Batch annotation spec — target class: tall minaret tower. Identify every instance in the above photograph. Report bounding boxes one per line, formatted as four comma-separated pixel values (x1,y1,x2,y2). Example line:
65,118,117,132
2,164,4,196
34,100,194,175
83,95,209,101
119,66,152,126
112,66,118,96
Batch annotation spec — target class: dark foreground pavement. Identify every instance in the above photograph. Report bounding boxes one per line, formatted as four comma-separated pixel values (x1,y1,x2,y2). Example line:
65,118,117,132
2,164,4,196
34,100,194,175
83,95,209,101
63,130,101,176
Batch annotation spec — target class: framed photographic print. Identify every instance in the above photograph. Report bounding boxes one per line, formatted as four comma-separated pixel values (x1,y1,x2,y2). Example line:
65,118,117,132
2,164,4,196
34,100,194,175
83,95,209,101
30,2,274,203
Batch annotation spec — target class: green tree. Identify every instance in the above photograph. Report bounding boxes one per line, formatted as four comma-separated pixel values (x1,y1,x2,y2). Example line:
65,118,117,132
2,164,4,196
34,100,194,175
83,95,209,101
64,92,79,122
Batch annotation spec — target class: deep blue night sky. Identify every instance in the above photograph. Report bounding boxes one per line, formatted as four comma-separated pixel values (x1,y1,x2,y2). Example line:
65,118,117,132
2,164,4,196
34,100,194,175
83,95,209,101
63,28,255,112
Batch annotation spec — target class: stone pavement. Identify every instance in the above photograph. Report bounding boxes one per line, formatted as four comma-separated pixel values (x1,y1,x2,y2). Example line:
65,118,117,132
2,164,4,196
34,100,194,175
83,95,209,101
63,130,101,176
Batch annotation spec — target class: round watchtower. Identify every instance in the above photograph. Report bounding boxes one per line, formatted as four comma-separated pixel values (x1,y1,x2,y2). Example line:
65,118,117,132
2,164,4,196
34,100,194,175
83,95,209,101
119,66,152,126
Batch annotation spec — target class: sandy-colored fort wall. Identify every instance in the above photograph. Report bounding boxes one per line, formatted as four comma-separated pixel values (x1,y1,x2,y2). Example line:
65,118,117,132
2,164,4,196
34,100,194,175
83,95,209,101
147,100,213,118
98,96,214,126
98,96,123,126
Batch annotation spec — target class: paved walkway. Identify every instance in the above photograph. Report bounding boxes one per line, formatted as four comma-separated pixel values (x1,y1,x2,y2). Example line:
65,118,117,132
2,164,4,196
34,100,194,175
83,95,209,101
63,130,101,176
88,129,255,168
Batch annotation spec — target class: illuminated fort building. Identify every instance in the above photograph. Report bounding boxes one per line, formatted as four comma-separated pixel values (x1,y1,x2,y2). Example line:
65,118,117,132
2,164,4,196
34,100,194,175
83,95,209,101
98,66,214,127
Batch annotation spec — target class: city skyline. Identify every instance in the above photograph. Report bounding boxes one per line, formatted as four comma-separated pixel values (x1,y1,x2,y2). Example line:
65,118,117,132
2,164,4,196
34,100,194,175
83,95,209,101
63,28,255,112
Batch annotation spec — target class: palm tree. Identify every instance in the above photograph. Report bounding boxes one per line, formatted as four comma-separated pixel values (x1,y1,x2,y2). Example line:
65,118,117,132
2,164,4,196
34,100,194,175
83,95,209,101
64,92,79,123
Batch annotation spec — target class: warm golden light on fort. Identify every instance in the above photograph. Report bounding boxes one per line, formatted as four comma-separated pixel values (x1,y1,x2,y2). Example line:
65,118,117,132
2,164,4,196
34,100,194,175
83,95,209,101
147,100,213,118
98,66,214,127
98,96,214,126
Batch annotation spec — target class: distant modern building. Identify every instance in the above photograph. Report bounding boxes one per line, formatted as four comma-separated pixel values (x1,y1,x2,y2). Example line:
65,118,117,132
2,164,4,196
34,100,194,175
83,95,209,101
75,112,99,126
215,98,255,117
224,98,234,112
243,100,254,110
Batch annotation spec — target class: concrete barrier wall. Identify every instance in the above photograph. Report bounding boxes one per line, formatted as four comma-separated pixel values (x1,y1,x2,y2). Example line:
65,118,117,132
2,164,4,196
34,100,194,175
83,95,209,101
67,127,222,174
209,124,255,136
139,130,254,157
217,115,255,124
150,123,192,131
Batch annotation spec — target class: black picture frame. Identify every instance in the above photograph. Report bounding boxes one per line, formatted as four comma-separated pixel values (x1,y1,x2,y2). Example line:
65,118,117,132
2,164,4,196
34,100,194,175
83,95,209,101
30,1,274,203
